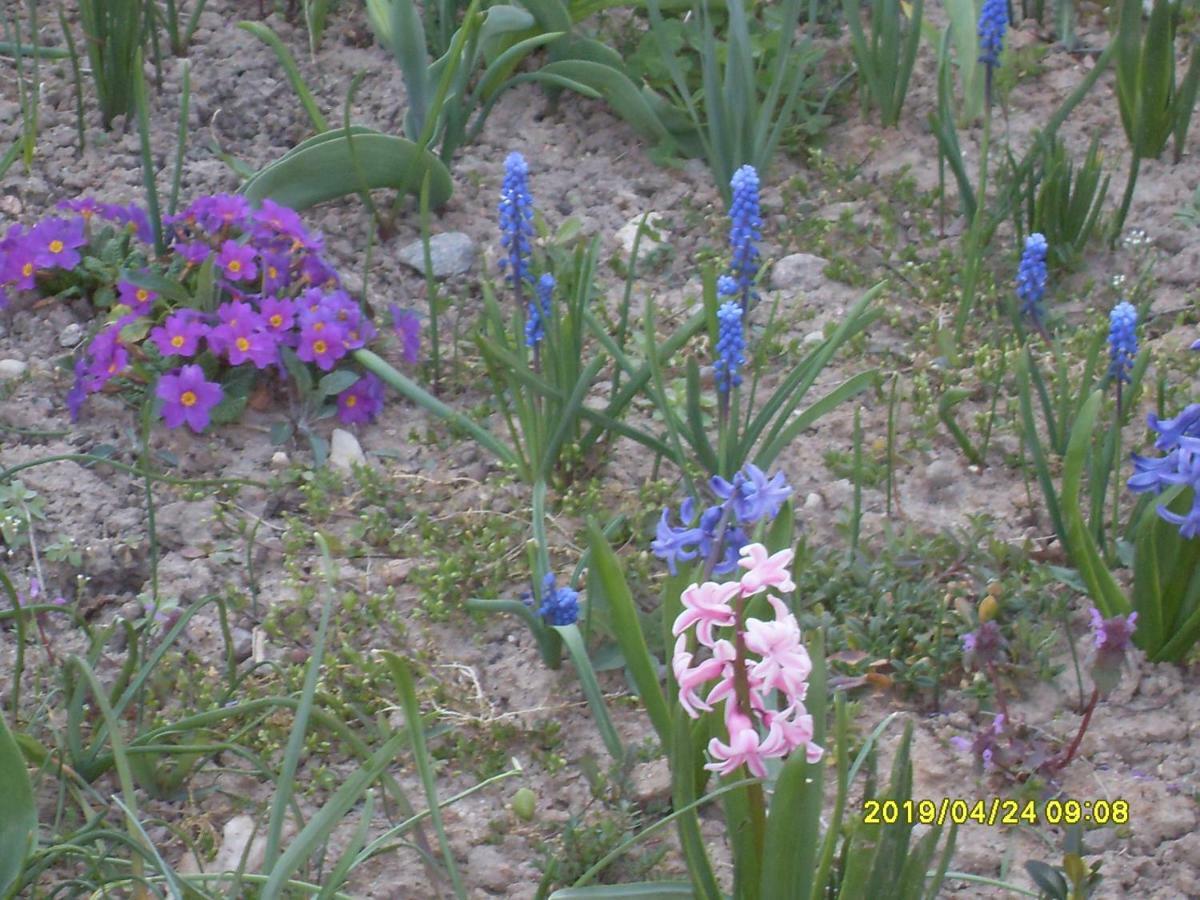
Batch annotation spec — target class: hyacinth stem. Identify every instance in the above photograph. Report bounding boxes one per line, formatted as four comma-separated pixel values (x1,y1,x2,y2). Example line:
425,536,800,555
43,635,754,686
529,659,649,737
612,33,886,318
731,592,767,864
700,502,738,581
1111,381,1124,557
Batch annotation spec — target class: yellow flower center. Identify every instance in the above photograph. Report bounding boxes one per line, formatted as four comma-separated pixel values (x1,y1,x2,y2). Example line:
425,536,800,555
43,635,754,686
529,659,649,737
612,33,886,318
267,266,278,279
170,335,185,348
136,289,149,302
312,321,325,332
236,337,250,352
228,260,242,274
21,262,33,277
312,339,327,355
345,395,357,407
49,240,64,254
180,390,197,407
269,314,283,328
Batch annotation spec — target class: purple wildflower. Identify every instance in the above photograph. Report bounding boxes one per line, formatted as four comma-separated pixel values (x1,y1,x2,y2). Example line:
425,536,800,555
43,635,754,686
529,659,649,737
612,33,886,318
117,279,157,315
157,365,223,432
390,305,421,364
297,322,348,371
227,330,280,369
31,217,86,270
216,240,258,284
336,372,384,425
150,312,207,358
260,296,296,335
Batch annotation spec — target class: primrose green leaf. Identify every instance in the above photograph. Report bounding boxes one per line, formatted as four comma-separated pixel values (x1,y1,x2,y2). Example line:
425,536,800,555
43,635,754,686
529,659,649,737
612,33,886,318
318,369,359,398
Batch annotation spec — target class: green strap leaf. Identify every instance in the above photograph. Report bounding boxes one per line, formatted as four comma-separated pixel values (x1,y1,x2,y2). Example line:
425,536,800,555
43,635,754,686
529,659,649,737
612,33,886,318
586,522,672,746
0,712,36,899
238,21,329,132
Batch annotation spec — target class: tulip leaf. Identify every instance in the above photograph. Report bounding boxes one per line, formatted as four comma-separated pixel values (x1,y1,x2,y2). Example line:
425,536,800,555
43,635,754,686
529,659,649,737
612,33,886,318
241,129,453,210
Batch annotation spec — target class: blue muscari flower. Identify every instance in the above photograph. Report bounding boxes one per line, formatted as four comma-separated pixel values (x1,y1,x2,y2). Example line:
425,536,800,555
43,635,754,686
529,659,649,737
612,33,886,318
526,273,555,347
978,0,1007,68
714,301,745,394
717,274,738,297
1016,233,1048,320
651,466,792,574
535,572,579,626
498,152,534,295
727,165,762,305
1108,301,1138,384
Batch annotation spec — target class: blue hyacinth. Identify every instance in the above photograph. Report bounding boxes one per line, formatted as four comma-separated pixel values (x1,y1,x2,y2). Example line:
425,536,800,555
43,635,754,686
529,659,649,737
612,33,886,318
525,273,554,348
535,573,579,626
651,465,792,575
978,0,1007,68
1129,405,1200,538
498,152,534,296
1108,301,1138,384
727,165,762,308
1016,233,1048,320
714,301,745,393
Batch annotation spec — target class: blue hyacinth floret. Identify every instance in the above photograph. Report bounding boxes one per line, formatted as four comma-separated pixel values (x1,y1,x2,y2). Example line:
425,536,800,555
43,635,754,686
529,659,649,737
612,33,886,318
1108,301,1138,384
498,152,534,294
714,301,745,394
534,573,579,626
1129,405,1200,538
1016,233,1048,320
525,272,554,348
978,0,1007,68
727,165,762,305
652,464,792,575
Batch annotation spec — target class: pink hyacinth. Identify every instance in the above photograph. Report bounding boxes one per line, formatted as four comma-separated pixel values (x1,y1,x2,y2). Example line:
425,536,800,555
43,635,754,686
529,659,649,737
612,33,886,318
672,542,823,776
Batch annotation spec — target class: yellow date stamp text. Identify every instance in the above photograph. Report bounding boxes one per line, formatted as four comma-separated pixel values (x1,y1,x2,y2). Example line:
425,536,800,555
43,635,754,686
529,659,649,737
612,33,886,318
861,798,1130,827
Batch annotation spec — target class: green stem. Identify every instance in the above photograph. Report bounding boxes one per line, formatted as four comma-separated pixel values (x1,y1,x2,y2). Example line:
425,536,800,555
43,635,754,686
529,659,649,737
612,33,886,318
953,100,993,355
1111,150,1141,244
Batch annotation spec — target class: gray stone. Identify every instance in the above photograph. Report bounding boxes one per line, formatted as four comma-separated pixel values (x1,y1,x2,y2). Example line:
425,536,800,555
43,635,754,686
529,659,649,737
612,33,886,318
270,451,289,469
231,627,253,663
925,459,958,494
770,253,830,292
58,322,84,347
329,428,366,471
0,359,28,380
630,759,672,806
397,232,477,278
615,212,669,257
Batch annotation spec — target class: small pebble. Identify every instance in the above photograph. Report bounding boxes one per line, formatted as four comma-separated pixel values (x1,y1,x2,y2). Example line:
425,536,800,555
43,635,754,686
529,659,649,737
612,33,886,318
0,359,28,380
58,322,84,347
270,451,289,469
